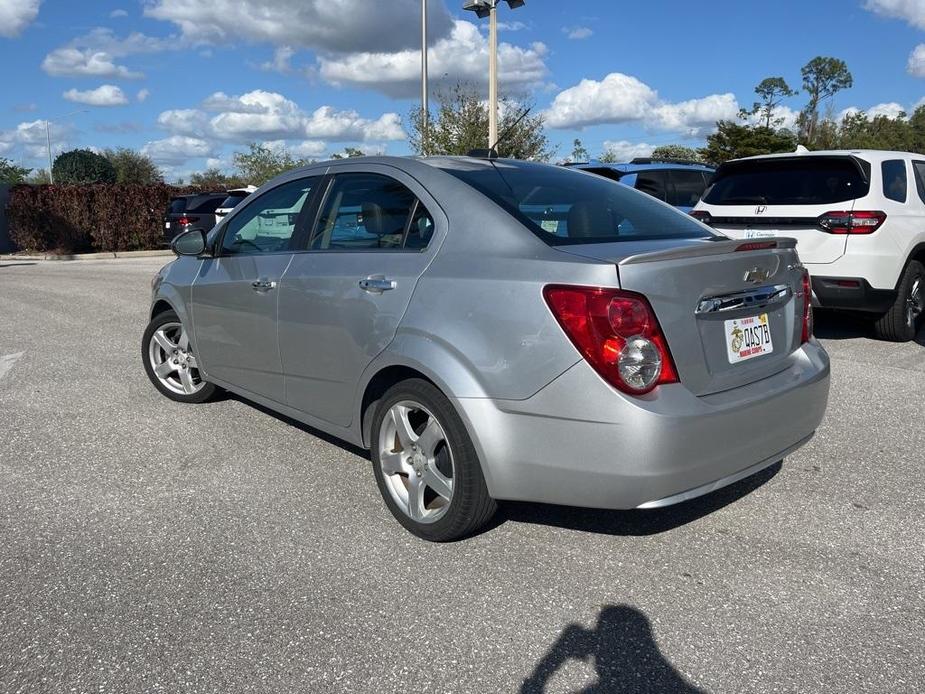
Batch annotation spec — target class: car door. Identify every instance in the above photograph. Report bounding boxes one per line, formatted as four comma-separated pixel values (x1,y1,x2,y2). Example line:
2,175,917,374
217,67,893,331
277,166,443,427
191,175,321,403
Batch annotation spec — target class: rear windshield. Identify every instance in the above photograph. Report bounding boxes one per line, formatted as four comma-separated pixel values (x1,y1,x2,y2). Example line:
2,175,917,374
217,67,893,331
704,157,870,206
219,193,250,209
169,197,186,214
187,195,225,213
439,161,713,246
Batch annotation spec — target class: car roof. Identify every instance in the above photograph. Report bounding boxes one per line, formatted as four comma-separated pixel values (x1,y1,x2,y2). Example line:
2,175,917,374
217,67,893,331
566,159,715,173
731,148,925,165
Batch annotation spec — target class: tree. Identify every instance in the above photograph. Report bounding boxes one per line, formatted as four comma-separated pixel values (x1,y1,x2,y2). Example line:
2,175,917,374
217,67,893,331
232,143,313,186
330,147,365,159
189,168,246,189
650,145,703,162
699,122,798,166
52,149,117,184
741,77,798,129
570,138,589,163
798,57,853,145
409,83,552,161
103,148,163,184
598,148,621,163
0,157,31,184
27,168,51,185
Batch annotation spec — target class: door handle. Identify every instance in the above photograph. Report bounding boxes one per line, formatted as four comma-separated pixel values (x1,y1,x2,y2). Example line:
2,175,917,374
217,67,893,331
359,277,397,293
251,279,277,291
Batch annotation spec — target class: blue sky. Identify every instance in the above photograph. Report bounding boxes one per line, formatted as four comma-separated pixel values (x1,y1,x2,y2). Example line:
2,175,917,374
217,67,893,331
1,0,925,180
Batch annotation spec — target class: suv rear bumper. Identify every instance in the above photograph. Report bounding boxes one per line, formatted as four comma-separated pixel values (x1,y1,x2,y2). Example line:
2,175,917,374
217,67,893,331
455,341,830,510
811,276,896,313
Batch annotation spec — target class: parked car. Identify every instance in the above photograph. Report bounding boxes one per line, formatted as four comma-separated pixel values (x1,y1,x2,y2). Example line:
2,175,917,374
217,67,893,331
162,193,226,243
566,158,715,212
692,149,925,341
214,186,258,226
144,156,830,541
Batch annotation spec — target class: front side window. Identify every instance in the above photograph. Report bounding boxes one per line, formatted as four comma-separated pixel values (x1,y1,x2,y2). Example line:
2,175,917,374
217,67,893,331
310,173,432,251
221,177,316,255
882,160,907,203
438,160,712,246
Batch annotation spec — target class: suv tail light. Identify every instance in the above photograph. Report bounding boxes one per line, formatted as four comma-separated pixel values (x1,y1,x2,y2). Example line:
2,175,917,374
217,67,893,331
178,215,199,226
817,210,886,234
689,210,713,225
543,286,678,395
800,269,813,344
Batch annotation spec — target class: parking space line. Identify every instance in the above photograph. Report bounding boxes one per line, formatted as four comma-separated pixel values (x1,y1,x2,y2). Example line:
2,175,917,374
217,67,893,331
0,352,24,381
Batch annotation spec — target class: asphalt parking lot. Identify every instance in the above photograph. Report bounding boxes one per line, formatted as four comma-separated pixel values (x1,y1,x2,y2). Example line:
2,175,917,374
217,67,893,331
1,257,923,694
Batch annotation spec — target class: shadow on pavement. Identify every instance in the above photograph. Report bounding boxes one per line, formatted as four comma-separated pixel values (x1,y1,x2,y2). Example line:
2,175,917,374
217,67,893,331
496,462,781,537
812,309,873,340
522,605,705,693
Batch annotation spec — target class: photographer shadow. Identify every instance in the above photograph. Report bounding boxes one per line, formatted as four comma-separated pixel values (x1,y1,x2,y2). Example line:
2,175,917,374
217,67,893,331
522,605,704,694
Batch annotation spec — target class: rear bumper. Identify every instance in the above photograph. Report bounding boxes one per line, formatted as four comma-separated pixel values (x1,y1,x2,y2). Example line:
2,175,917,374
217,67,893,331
455,341,830,510
811,276,896,313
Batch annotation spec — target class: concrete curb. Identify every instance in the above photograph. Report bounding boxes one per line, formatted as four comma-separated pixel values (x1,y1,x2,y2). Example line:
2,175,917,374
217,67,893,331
0,249,173,262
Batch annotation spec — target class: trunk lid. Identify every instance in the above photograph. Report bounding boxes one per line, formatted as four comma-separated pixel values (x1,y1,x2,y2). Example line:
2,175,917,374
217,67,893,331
557,238,806,397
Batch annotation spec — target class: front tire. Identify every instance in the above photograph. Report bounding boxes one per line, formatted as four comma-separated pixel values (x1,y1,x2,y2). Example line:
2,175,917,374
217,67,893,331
874,260,924,342
371,379,496,541
142,310,217,403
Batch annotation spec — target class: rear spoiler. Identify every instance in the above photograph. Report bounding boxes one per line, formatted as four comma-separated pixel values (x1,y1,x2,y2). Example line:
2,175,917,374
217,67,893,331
619,237,797,266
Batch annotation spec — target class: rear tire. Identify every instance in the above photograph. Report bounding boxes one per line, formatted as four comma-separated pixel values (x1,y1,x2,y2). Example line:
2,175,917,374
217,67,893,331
371,379,496,541
874,260,924,342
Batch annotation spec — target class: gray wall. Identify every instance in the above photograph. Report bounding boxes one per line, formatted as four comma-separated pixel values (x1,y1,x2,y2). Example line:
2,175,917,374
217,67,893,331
0,184,13,253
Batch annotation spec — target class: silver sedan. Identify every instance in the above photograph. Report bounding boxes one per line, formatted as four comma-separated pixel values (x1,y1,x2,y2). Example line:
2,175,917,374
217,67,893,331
144,156,831,541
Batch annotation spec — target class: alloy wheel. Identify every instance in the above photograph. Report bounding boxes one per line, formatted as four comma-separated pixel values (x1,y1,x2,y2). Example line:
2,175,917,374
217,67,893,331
378,401,455,524
906,276,924,329
147,321,206,396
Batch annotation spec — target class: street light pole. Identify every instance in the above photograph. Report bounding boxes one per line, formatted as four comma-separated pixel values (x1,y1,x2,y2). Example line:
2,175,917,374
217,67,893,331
421,0,429,154
488,2,498,150
45,120,53,184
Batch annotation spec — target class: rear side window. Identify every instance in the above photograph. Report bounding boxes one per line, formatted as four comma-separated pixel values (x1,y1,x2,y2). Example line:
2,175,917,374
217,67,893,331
669,170,710,207
310,173,433,251
912,161,925,204
704,157,870,206
438,161,713,246
882,160,907,203
634,170,669,202
169,198,186,214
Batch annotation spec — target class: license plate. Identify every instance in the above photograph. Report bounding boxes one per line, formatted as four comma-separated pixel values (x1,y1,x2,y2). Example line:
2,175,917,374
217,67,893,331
744,228,777,239
725,313,773,364
165,222,171,229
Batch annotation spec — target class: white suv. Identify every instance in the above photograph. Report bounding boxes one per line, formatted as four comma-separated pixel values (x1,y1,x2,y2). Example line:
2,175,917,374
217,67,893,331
692,149,925,341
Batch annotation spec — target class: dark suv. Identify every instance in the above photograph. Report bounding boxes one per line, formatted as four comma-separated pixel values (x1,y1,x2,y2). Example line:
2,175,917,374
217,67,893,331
163,193,227,243
566,158,715,212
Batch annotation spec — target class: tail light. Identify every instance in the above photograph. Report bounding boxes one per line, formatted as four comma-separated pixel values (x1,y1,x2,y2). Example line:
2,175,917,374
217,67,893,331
800,269,813,344
543,286,678,395
817,211,886,234
689,210,713,225
178,215,199,226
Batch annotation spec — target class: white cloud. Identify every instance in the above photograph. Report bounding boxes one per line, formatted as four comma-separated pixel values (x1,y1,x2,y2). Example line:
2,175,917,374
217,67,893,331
865,0,925,29
839,102,909,120
908,43,925,76
0,119,77,161
564,26,593,40
42,28,172,79
141,135,217,165
42,46,144,79
63,84,129,107
318,20,547,98
545,72,739,136
143,0,453,53
601,140,654,161
110,8,128,18
261,45,295,73
264,139,327,158
158,90,406,143
137,88,150,102
0,0,41,38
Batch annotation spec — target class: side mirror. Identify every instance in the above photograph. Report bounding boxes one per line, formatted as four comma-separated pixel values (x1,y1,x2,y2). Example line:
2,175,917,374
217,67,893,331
170,229,207,257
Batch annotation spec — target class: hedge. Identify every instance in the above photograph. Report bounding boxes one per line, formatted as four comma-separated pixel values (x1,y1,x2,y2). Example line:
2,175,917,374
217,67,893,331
6,183,208,253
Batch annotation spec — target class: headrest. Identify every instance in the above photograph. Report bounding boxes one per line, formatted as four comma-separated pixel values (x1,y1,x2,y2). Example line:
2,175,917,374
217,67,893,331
567,200,614,239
